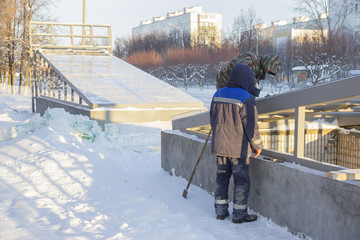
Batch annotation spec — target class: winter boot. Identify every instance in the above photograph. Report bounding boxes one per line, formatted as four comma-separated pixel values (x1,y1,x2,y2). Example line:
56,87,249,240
232,213,257,224
216,211,229,220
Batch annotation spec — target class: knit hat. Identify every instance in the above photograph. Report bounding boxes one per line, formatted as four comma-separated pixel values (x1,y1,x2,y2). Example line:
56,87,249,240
215,52,282,90
260,55,282,76
237,53,261,79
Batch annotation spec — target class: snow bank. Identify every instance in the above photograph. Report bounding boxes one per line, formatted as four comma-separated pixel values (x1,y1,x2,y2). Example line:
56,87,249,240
0,92,305,240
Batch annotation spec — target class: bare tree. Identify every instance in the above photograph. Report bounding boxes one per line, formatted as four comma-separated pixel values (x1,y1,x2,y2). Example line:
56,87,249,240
126,50,164,69
295,0,355,51
226,7,262,54
113,36,131,59
276,39,296,83
294,0,356,84
113,29,193,61
0,0,22,93
0,0,52,93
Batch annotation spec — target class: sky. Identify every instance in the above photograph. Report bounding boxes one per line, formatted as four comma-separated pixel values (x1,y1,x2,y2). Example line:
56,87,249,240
0,88,306,239
48,0,298,40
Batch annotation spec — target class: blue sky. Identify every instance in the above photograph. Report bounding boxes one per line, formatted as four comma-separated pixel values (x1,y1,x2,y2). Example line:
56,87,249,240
49,0,297,39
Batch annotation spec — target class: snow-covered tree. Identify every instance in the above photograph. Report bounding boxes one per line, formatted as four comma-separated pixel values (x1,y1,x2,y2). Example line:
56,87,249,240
296,53,342,85
148,66,175,86
191,64,209,90
168,64,199,90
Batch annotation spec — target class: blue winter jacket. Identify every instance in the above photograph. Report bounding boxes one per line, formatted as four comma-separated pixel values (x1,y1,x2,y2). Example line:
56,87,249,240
210,63,263,159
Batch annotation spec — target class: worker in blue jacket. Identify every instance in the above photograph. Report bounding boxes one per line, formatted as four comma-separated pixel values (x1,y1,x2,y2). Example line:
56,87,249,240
210,63,263,223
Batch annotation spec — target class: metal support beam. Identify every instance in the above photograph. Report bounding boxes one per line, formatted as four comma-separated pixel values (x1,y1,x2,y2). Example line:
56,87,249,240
256,75,360,115
294,106,305,158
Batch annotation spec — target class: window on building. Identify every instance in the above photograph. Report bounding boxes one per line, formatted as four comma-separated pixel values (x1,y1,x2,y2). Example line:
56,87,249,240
356,31,360,39
355,0,360,12
356,17,360,25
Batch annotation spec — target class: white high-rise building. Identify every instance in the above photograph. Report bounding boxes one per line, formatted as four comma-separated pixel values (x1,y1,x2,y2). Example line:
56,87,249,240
350,0,360,54
132,6,222,47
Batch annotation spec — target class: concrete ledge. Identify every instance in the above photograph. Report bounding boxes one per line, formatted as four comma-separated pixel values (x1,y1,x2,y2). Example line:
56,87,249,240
36,96,90,117
161,130,360,240
36,96,207,126
260,149,344,172
172,111,210,132
91,107,207,124
326,169,360,180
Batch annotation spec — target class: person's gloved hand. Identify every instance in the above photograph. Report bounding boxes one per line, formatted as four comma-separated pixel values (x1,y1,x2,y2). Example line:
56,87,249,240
253,149,261,158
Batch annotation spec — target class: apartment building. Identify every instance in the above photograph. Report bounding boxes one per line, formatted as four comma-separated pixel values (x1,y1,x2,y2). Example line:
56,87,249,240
258,0,359,53
351,0,360,53
272,17,327,51
132,6,222,47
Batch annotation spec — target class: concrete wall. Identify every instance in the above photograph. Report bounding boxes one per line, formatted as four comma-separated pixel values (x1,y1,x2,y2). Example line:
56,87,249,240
161,130,360,240
161,131,218,195
35,96,91,117
90,108,207,125
36,96,207,128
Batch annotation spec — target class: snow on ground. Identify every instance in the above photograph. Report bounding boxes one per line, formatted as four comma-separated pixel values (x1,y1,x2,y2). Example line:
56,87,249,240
0,90,304,240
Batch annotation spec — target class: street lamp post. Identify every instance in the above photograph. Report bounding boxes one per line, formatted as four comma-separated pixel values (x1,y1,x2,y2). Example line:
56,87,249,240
83,0,86,24
254,25,261,55
82,0,86,45
167,23,184,49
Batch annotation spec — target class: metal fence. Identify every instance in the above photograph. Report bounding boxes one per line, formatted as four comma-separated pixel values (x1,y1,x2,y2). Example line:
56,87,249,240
337,130,360,169
260,128,360,169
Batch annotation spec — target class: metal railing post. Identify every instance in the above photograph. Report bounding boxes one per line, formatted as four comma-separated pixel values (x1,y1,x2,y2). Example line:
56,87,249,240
52,69,56,97
294,106,306,158
31,80,35,113
64,81,67,101
58,76,61,100
71,89,74,103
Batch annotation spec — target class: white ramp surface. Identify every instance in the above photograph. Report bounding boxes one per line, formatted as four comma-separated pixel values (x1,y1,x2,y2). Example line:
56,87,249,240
43,54,203,109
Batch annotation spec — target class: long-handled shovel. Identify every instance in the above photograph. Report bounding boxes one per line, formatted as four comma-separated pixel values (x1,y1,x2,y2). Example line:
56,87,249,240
182,128,212,199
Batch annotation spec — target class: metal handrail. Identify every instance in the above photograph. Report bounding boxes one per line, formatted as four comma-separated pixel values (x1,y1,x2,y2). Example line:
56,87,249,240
29,22,112,56
171,75,360,170
31,50,93,112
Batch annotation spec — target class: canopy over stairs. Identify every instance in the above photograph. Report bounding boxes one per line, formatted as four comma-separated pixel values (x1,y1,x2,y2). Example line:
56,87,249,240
30,22,206,126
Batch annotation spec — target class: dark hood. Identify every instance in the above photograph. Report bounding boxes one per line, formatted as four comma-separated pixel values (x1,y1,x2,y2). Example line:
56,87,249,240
227,63,257,96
